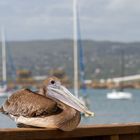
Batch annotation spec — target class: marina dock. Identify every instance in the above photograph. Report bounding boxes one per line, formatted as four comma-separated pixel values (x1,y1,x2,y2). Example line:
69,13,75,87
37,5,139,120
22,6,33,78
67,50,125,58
0,123,140,140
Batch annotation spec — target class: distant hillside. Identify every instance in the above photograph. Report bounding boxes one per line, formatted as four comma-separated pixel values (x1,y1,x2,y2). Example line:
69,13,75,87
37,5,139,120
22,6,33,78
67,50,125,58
0,39,140,80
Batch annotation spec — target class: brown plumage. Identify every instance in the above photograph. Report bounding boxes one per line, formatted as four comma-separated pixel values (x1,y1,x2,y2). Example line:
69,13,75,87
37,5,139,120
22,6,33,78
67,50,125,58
0,77,85,131
1,89,58,117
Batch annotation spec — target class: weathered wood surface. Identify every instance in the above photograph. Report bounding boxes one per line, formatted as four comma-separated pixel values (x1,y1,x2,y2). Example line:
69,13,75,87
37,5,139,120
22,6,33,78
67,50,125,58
0,123,140,140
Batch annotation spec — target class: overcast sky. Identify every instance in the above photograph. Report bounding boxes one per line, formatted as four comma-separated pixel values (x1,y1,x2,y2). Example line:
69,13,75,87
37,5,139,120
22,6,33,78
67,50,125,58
0,0,140,42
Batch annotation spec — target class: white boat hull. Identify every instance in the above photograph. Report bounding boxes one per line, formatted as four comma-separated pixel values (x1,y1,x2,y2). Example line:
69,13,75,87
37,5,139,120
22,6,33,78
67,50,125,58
0,91,13,97
0,87,14,98
107,90,132,99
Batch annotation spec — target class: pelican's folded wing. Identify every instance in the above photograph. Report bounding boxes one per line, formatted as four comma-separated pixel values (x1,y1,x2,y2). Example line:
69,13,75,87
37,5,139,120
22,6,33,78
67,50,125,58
1,89,59,117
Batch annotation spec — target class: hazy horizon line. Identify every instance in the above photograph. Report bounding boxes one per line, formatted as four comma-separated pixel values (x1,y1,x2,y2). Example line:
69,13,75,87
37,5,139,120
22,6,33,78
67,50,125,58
2,38,140,44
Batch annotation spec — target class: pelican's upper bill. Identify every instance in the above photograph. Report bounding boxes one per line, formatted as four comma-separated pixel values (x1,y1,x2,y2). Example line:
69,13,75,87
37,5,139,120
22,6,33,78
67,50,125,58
47,82,94,117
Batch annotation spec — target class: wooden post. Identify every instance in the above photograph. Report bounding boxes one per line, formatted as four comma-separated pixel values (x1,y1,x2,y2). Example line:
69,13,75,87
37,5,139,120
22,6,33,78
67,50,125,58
110,135,119,140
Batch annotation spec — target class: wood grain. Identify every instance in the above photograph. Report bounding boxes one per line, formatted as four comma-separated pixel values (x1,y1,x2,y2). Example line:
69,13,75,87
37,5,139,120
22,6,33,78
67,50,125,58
0,123,140,140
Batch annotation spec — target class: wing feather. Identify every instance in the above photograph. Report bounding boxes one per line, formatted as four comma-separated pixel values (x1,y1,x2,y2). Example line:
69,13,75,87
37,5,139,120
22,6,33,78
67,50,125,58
2,89,58,117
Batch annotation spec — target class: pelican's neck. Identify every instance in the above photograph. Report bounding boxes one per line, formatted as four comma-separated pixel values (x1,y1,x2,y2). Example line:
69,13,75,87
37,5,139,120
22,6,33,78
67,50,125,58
38,87,46,96
56,102,81,131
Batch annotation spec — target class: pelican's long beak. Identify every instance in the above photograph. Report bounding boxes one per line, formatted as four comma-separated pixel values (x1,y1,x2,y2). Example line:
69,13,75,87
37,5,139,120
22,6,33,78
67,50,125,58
47,84,94,116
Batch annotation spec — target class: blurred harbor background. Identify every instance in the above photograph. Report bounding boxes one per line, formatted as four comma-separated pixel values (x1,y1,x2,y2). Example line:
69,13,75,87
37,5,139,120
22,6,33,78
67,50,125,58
1,40,140,89
0,0,140,128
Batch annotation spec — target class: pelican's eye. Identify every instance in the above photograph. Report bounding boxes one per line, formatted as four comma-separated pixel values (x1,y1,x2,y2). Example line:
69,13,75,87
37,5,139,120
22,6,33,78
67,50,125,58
50,80,55,85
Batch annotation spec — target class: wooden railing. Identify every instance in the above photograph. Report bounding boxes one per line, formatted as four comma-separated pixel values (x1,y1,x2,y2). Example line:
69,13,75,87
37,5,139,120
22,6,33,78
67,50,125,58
0,123,140,140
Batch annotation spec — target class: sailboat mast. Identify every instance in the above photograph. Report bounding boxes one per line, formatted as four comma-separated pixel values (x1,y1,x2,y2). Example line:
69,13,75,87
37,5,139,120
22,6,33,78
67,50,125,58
76,4,86,90
73,0,78,97
1,27,7,84
120,49,125,91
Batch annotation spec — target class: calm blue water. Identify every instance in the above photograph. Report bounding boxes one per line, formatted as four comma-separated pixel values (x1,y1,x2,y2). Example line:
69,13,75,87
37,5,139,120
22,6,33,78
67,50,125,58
0,89,140,128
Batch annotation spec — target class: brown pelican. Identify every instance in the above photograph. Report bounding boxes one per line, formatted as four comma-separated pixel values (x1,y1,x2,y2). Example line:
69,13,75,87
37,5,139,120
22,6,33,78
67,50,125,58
0,77,94,131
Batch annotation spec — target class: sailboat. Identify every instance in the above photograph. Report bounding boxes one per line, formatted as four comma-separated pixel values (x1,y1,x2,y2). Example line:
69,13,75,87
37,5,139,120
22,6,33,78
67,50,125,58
73,0,90,109
107,89,132,99
106,50,132,99
0,28,13,97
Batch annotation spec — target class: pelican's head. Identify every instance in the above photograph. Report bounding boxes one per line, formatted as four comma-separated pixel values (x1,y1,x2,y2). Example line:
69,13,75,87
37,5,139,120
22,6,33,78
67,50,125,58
41,76,94,116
